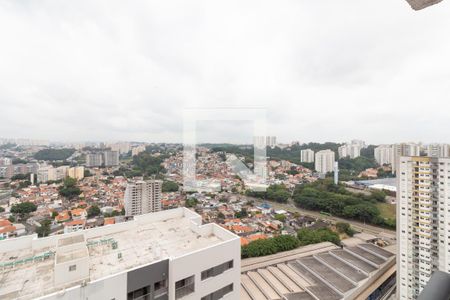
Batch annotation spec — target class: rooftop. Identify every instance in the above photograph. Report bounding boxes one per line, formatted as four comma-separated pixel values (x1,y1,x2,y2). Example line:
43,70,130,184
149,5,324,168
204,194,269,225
0,207,237,300
241,241,395,300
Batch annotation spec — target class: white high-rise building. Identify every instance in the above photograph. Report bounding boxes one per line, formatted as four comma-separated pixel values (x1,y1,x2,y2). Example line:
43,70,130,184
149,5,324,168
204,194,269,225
338,143,361,159
374,145,393,166
397,156,450,300
391,143,421,173
103,151,119,167
253,136,277,148
132,145,147,157
0,208,240,300
300,149,315,163
315,150,335,174
86,153,103,167
109,142,131,154
37,165,69,183
426,143,450,158
125,180,163,216
0,157,12,166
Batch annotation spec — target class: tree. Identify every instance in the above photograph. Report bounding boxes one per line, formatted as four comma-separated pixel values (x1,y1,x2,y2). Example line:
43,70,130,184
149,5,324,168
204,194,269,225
88,205,101,218
241,235,299,258
235,208,248,219
36,219,51,238
217,212,225,219
59,177,81,199
297,228,340,246
11,173,30,181
11,202,37,215
34,148,75,161
185,198,198,208
162,181,179,192
0,207,4,212
335,222,355,237
274,214,286,223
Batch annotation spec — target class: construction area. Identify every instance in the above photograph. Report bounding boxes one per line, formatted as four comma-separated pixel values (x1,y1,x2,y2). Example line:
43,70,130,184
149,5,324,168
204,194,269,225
241,241,395,300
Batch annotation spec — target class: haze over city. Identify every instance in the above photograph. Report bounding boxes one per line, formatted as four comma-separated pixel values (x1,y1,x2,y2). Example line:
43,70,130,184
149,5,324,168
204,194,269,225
2,0,450,143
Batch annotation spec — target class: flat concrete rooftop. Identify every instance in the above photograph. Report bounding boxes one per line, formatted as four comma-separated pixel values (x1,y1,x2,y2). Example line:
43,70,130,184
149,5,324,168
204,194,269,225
0,208,236,300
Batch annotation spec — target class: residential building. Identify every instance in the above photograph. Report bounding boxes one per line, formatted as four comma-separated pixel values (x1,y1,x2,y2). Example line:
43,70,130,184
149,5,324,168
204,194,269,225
0,219,16,240
392,143,421,173
109,142,131,154
125,180,163,216
397,156,450,299
375,145,393,166
253,136,277,148
0,157,12,166
103,151,119,167
315,150,335,174
0,208,240,300
338,143,361,159
63,219,86,234
426,144,450,158
300,149,314,163
37,165,69,183
86,153,103,167
132,145,147,157
68,166,85,180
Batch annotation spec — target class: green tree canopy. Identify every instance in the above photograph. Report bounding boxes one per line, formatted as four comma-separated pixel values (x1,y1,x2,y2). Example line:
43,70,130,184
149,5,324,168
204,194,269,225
297,228,340,246
162,181,179,192
34,148,75,161
11,202,37,215
59,177,81,199
88,205,101,218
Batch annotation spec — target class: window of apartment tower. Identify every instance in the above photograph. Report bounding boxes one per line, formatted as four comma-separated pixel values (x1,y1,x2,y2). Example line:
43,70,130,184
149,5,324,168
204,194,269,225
175,275,195,299
127,286,150,300
154,279,168,298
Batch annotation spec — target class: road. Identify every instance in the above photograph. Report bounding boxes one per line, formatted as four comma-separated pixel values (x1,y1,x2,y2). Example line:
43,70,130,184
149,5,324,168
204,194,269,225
244,196,396,240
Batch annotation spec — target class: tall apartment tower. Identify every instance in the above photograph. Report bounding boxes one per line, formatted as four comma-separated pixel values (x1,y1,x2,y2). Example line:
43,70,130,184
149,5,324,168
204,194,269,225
392,143,421,174
300,149,315,163
315,150,335,174
375,145,393,166
103,150,119,167
125,180,163,216
397,156,450,300
86,153,103,167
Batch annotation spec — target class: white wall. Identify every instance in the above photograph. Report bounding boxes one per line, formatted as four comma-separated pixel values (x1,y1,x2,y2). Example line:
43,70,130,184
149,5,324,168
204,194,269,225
39,272,127,300
169,236,241,300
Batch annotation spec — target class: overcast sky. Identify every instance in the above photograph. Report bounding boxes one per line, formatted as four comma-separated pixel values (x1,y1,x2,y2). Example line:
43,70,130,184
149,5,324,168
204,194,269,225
1,0,450,145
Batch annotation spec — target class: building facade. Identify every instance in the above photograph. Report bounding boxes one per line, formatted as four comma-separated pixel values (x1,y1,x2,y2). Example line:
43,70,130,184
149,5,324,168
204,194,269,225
103,150,120,167
0,208,241,300
338,143,361,159
300,149,314,163
397,156,450,300
375,145,393,166
125,180,163,216
315,150,335,174
86,153,103,167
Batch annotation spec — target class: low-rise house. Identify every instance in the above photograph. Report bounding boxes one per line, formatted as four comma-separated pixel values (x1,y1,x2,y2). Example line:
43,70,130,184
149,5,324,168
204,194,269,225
70,208,87,220
63,219,86,234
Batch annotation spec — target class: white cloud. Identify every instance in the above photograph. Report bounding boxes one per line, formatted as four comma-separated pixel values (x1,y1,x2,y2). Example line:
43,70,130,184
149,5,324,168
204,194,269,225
0,0,449,144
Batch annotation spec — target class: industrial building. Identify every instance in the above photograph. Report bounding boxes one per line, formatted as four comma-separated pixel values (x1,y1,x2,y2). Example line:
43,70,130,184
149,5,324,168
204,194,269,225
240,241,395,300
